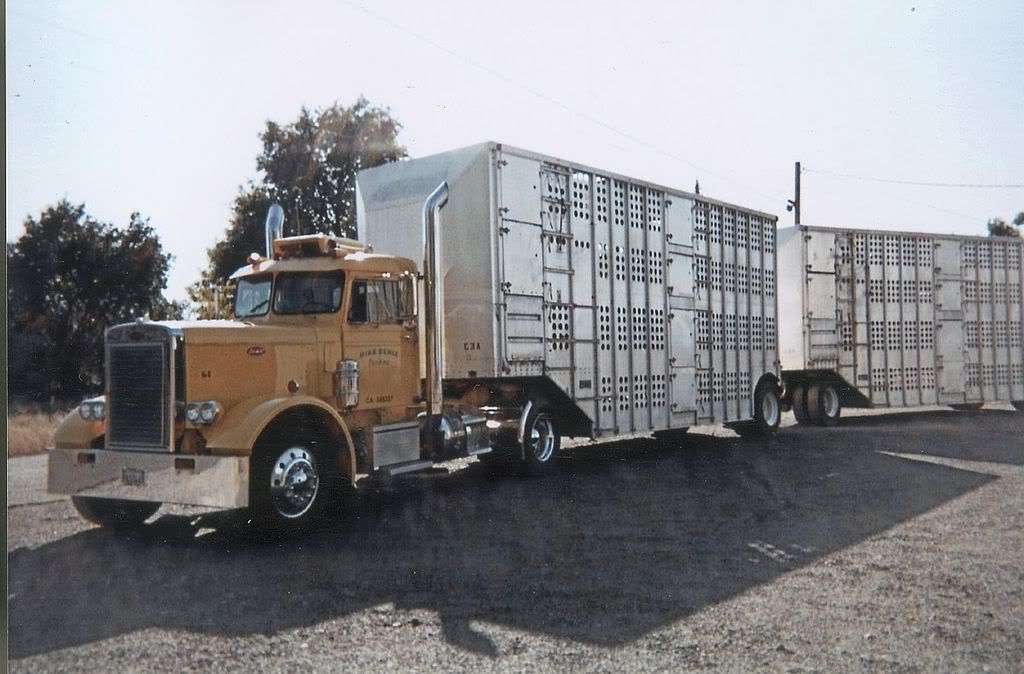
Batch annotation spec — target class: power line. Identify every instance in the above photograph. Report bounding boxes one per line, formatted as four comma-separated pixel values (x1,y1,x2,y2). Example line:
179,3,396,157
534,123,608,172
804,167,1024,189
342,1,783,204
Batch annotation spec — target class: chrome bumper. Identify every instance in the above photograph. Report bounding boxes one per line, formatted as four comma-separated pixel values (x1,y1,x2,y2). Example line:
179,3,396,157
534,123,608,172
47,448,249,509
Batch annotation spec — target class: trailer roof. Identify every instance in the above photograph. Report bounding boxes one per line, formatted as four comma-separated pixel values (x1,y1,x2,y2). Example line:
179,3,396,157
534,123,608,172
780,223,1024,244
358,141,780,222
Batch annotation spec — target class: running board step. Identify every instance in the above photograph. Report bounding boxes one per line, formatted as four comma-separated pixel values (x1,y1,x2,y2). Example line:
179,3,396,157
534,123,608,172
467,446,493,456
379,460,434,477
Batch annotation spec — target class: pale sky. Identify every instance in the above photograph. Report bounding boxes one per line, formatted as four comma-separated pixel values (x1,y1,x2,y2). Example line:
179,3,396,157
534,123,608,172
7,0,1024,302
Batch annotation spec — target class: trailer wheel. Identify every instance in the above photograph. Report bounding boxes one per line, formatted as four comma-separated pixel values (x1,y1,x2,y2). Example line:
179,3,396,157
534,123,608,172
734,379,781,438
520,409,560,476
790,384,812,425
950,403,984,412
1013,401,1024,412
71,496,160,530
250,431,330,535
807,383,841,426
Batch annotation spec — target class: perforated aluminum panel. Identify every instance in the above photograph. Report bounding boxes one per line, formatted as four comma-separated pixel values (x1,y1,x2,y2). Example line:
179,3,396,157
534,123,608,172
779,225,1024,407
358,142,780,436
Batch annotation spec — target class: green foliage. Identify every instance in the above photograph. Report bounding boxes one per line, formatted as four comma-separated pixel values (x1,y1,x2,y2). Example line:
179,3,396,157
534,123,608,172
203,97,406,284
7,200,180,400
987,212,1024,238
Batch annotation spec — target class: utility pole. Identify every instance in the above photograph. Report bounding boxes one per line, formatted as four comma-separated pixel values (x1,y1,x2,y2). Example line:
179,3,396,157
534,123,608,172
794,161,801,225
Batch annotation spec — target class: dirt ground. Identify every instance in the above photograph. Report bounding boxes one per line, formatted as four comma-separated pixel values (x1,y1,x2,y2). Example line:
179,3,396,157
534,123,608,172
7,407,1024,673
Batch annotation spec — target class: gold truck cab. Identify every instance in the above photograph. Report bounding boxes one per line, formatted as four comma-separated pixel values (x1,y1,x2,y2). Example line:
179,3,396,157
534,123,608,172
48,233,435,533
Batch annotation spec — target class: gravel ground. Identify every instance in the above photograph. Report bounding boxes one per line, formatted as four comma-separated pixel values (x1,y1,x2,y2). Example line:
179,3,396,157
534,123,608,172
7,406,1024,672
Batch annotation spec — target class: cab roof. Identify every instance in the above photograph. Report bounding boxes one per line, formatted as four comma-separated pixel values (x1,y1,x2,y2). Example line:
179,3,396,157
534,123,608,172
230,234,417,280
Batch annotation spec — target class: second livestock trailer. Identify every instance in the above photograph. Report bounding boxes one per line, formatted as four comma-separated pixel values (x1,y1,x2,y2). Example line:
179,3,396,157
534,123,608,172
778,225,1024,424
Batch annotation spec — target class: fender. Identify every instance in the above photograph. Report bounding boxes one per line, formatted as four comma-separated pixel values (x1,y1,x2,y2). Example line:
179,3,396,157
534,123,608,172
204,395,357,480
51,408,104,449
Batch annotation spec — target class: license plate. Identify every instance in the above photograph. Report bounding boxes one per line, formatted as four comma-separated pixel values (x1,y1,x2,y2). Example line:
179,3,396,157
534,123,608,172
122,467,146,486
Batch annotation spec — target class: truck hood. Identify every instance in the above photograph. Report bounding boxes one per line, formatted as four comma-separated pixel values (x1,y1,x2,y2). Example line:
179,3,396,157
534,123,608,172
152,320,317,346
148,320,324,407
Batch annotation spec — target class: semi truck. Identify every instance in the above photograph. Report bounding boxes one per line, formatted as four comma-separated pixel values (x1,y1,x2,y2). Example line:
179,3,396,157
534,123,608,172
777,225,1024,424
47,141,782,534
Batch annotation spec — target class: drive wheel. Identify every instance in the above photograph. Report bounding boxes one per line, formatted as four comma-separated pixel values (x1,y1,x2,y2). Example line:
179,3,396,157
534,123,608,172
520,409,561,476
250,432,330,536
734,379,781,438
950,403,984,412
72,496,160,530
791,384,812,425
807,383,841,426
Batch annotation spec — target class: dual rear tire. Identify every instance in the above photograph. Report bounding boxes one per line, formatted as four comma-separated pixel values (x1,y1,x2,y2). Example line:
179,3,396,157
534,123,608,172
791,382,841,427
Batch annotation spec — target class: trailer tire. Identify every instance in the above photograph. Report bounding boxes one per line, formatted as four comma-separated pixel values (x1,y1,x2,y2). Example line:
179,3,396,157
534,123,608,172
72,496,160,530
1013,401,1024,412
791,384,812,425
250,430,330,536
520,409,561,477
950,403,984,412
734,379,781,438
807,383,841,426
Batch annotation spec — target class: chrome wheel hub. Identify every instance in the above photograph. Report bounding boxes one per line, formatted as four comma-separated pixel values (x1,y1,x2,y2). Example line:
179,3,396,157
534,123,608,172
528,417,556,463
822,386,839,418
270,447,319,519
762,391,779,426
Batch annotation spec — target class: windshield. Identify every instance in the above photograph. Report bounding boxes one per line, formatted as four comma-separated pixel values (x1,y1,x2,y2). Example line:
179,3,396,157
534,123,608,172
273,271,345,314
234,275,272,317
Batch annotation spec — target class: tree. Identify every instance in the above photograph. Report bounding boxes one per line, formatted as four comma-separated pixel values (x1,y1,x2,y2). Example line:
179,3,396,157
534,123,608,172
7,200,181,401
987,211,1024,238
203,97,406,284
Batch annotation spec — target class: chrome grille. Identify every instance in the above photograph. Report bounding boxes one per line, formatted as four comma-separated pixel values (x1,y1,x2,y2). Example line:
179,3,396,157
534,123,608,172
107,342,169,449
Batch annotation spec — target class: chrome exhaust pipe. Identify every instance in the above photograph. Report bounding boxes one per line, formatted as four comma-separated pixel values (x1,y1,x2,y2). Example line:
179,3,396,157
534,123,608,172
265,203,285,259
422,182,449,419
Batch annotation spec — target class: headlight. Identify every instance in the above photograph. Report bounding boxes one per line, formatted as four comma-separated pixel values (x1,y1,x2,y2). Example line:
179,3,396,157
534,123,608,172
199,401,220,423
185,400,222,425
79,400,105,420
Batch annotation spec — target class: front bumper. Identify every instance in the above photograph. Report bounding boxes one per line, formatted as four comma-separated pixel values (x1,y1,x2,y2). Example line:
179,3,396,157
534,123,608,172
47,447,249,510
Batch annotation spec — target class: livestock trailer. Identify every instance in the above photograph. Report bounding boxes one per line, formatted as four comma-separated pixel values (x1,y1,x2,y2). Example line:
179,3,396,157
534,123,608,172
357,142,784,439
778,225,1024,424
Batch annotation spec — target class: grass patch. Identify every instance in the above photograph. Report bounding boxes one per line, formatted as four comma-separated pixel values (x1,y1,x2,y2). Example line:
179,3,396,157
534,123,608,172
7,409,68,457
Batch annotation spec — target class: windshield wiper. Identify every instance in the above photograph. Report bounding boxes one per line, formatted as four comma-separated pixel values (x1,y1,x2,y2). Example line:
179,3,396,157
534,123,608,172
240,298,269,316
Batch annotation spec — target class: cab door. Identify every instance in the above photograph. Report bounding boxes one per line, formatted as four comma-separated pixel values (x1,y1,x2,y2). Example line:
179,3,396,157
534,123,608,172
342,274,419,421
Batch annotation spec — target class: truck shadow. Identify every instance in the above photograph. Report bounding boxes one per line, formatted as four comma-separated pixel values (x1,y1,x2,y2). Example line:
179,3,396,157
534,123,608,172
9,413,1017,659
825,408,1024,465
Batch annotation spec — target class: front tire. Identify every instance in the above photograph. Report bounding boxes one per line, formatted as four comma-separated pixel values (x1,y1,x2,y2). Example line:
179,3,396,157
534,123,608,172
72,496,160,530
807,383,841,426
250,433,330,535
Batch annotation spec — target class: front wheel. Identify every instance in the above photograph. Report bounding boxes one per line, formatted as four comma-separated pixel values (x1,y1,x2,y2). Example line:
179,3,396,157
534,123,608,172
734,379,781,438
72,496,160,530
250,434,330,536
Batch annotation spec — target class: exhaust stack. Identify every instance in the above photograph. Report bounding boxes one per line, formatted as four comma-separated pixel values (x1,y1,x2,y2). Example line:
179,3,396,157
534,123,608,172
422,182,449,419
265,203,285,258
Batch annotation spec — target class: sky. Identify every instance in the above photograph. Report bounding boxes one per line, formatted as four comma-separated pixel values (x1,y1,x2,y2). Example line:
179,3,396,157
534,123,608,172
7,0,1024,302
